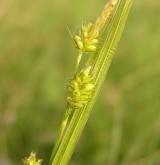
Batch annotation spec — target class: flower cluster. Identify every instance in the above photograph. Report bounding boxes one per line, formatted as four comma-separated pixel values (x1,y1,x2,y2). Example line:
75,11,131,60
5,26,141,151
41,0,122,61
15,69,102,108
74,23,98,53
73,0,118,54
93,0,118,36
23,152,42,165
67,66,95,109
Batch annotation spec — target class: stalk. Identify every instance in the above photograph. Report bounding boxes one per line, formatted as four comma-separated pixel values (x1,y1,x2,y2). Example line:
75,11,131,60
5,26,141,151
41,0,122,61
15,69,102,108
49,0,133,164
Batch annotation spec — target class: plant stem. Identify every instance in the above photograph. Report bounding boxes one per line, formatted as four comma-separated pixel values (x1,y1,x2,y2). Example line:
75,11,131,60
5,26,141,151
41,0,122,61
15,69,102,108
49,107,72,164
49,0,133,164
75,51,83,72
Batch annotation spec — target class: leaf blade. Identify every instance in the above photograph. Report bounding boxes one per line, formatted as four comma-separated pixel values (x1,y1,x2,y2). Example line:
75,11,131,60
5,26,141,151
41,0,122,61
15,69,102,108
50,0,133,164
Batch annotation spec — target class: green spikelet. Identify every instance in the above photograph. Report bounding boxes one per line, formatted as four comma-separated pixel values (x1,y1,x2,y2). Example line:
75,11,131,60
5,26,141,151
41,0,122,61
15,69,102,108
74,23,98,53
67,66,95,109
23,152,42,165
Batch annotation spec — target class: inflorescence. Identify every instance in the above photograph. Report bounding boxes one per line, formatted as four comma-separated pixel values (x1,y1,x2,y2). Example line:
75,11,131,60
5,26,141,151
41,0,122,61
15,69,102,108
68,0,118,110
67,66,95,110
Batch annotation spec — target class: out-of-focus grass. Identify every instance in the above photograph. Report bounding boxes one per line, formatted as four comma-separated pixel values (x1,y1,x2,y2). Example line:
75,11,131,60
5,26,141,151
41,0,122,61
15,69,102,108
0,0,160,164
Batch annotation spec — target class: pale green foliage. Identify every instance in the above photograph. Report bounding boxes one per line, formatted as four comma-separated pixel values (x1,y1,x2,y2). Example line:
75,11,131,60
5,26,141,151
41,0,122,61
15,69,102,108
1,0,160,165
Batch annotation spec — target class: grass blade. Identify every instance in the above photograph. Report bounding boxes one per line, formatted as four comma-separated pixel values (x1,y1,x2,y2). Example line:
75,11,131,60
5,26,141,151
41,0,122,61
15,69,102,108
49,0,133,164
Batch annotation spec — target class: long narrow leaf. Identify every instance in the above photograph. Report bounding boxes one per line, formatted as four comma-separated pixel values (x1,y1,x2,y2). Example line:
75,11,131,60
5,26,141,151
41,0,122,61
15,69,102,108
50,0,133,164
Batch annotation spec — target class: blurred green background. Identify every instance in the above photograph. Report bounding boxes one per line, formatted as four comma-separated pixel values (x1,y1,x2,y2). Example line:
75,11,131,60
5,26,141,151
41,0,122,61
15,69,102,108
0,0,160,164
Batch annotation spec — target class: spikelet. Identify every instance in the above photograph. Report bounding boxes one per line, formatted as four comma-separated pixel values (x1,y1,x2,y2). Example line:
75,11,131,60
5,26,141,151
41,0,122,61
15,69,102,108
91,0,119,38
73,0,118,53
67,66,95,109
74,23,98,53
23,152,42,165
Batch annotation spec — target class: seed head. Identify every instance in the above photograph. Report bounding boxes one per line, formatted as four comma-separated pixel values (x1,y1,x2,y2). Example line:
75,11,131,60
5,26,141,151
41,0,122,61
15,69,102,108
23,152,42,165
74,23,98,53
67,66,95,109
91,0,118,38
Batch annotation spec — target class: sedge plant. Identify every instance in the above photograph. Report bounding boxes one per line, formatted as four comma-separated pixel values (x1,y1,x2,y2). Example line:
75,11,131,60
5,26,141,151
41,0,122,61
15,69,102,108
24,0,133,164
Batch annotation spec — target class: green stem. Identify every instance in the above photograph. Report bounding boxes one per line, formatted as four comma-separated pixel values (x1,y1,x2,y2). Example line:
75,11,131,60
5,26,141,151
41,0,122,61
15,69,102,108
50,109,81,165
49,107,72,164
49,0,133,164
75,51,83,73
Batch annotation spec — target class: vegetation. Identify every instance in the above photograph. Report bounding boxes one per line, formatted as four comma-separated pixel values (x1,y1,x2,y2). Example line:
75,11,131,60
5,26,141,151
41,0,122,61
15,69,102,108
49,0,133,164
0,0,160,165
